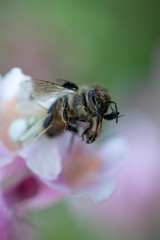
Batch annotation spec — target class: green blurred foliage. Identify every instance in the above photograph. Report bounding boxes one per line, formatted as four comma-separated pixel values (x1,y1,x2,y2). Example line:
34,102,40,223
0,0,160,99
28,200,106,240
0,1,160,239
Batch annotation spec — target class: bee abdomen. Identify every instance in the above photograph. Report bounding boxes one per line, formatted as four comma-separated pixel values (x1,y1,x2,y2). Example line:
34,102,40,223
43,114,53,128
43,99,60,128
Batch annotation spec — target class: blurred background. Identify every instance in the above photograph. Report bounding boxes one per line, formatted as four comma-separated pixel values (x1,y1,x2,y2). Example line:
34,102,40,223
1,0,160,239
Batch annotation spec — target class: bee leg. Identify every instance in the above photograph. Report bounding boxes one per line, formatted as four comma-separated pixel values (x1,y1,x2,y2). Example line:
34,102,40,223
103,110,120,122
67,124,79,152
87,116,102,143
105,101,119,123
81,120,93,142
68,134,75,152
66,125,78,134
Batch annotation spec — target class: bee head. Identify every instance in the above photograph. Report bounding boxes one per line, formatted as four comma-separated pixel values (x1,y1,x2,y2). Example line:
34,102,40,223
88,85,111,114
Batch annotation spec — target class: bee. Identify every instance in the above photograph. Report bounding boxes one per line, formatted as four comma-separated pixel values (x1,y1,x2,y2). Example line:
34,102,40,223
20,79,121,145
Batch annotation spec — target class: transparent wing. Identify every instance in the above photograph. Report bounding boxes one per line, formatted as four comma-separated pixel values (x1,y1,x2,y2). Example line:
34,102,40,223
20,79,75,100
19,115,52,146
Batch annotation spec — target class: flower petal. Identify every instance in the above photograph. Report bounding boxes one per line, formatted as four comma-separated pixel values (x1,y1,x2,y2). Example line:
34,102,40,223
20,137,62,181
80,177,116,203
3,176,39,206
0,68,31,101
0,142,14,166
99,135,128,173
0,195,11,240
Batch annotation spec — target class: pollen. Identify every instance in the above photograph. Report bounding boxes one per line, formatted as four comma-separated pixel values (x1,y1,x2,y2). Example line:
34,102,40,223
0,98,21,150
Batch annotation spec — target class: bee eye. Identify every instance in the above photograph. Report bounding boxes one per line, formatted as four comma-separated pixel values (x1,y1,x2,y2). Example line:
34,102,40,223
88,90,96,108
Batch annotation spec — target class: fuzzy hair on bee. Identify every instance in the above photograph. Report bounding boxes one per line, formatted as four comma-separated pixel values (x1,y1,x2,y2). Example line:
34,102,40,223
19,79,121,145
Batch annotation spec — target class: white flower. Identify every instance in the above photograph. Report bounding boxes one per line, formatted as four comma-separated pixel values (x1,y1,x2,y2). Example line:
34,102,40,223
0,68,62,181
0,68,31,101
20,136,62,181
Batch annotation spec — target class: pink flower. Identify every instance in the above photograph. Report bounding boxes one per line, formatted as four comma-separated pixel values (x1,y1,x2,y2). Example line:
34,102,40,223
0,68,62,178
67,49,160,239
101,116,159,225
20,126,127,203
100,49,160,228
0,68,64,239
0,68,127,204
65,114,160,240
0,176,38,240
0,154,63,240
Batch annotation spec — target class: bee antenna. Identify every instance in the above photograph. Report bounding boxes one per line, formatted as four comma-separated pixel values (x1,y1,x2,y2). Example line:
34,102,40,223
108,101,118,123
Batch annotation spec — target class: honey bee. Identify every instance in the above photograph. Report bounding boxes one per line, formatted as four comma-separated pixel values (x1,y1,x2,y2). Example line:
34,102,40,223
20,79,121,145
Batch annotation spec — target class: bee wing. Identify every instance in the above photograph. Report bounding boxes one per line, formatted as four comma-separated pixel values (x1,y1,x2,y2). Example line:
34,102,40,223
20,79,75,100
19,115,52,146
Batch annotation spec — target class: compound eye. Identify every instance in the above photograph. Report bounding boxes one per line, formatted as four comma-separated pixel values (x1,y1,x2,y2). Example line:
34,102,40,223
88,90,96,108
